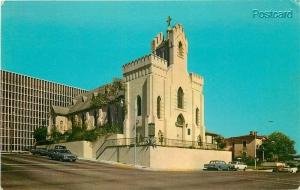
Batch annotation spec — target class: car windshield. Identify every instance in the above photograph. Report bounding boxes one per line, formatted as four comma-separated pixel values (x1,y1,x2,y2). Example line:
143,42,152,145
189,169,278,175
55,145,66,149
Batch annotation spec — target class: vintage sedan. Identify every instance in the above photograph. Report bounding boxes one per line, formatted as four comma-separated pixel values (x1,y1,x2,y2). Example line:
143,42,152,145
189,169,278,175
204,160,232,171
274,164,298,173
48,149,77,162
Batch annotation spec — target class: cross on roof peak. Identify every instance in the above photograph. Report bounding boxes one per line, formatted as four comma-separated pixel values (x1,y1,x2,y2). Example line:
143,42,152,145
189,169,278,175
166,16,172,27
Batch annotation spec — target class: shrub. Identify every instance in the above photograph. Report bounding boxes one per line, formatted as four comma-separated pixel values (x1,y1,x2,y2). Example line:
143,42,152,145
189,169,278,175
84,130,98,142
67,127,84,142
33,127,47,145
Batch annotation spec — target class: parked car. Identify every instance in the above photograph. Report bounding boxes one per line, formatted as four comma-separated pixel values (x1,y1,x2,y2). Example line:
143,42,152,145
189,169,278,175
30,148,38,155
229,161,247,171
47,149,55,159
273,164,298,173
30,147,48,156
204,160,232,171
48,149,77,162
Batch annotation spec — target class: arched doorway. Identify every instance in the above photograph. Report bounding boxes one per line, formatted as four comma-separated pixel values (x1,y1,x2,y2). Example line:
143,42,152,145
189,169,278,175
175,114,185,141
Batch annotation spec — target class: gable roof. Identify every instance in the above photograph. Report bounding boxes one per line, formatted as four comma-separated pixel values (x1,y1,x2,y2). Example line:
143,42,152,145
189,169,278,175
205,131,220,137
225,135,267,144
51,80,124,116
52,106,69,116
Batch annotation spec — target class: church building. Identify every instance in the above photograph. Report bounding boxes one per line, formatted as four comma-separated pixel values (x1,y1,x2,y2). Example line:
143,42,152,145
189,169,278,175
123,21,205,143
49,19,205,147
47,18,231,170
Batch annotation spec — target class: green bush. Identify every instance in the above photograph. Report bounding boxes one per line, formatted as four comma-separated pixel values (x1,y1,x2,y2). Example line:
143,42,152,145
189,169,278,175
84,130,98,141
104,123,122,134
49,123,123,143
67,127,85,142
33,127,47,145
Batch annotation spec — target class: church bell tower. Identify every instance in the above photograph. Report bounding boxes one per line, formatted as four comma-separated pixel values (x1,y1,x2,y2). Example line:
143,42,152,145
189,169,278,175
151,16,188,68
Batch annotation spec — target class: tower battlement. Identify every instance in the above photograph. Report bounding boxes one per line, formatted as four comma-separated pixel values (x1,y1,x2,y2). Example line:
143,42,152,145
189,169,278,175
173,23,184,32
122,54,168,74
151,32,164,52
169,24,187,40
189,72,204,85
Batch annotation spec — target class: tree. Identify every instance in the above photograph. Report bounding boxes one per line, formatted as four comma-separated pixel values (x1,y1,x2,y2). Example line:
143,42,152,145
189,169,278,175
262,132,296,162
215,135,226,150
33,127,47,145
91,93,109,108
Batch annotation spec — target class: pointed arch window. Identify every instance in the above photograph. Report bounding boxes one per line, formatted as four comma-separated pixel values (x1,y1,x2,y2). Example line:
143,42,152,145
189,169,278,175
157,96,161,119
137,95,142,116
178,41,183,56
177,87,184,109
196,108,199,126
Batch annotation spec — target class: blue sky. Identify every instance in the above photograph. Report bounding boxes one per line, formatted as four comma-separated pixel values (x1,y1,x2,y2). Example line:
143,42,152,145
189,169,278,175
2,1,300,152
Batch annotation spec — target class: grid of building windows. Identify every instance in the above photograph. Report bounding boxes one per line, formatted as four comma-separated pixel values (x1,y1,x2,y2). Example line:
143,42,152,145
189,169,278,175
0,70,87,152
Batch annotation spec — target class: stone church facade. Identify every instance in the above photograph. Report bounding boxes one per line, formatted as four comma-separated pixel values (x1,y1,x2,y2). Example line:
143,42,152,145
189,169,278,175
123,24,205,143
48,23,205,144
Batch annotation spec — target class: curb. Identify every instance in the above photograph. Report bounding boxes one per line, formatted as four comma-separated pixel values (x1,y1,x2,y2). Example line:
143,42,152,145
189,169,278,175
245,169,273,172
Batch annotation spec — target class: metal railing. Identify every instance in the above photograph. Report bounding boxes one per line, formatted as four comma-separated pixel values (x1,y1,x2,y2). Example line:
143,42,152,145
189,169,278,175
96,138,135,159
158,138,218,150
96,137,218,159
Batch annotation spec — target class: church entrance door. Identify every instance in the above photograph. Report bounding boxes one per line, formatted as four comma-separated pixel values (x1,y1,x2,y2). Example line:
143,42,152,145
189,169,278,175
177,127,183,141
175,114,185,142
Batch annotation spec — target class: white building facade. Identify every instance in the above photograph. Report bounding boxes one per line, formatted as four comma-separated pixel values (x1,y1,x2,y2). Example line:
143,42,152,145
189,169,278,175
123,23,205,144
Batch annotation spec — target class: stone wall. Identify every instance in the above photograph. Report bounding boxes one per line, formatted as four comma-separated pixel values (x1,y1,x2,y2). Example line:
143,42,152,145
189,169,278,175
150,146,232,170
98,145,231,170
99,146,150,167
39,134,125,159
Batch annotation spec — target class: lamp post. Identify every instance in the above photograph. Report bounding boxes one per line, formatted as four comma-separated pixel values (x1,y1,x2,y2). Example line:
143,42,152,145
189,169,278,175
262,146,265,162
134,100,137,167
254,131,257,170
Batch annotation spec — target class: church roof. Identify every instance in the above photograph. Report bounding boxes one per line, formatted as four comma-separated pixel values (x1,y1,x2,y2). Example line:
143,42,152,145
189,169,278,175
51,80,124,116
52,106,69,116
205,131,220,137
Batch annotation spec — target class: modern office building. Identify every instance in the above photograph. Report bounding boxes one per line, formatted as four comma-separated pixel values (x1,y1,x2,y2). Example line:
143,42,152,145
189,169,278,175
0,70,87,152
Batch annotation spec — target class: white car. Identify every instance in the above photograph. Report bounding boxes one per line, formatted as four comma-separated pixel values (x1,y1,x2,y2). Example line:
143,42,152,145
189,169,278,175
282,166,298,173
229,161,247,171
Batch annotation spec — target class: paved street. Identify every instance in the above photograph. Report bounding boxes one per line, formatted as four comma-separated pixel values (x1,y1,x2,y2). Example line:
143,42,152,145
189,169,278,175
1,154,300,190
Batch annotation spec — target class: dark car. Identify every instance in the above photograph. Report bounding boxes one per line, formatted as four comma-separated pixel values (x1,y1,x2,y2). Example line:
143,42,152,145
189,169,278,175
47,145,67,158
204,160,232,171
49,149,77,162
30,147,48,156
30,148,38,155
